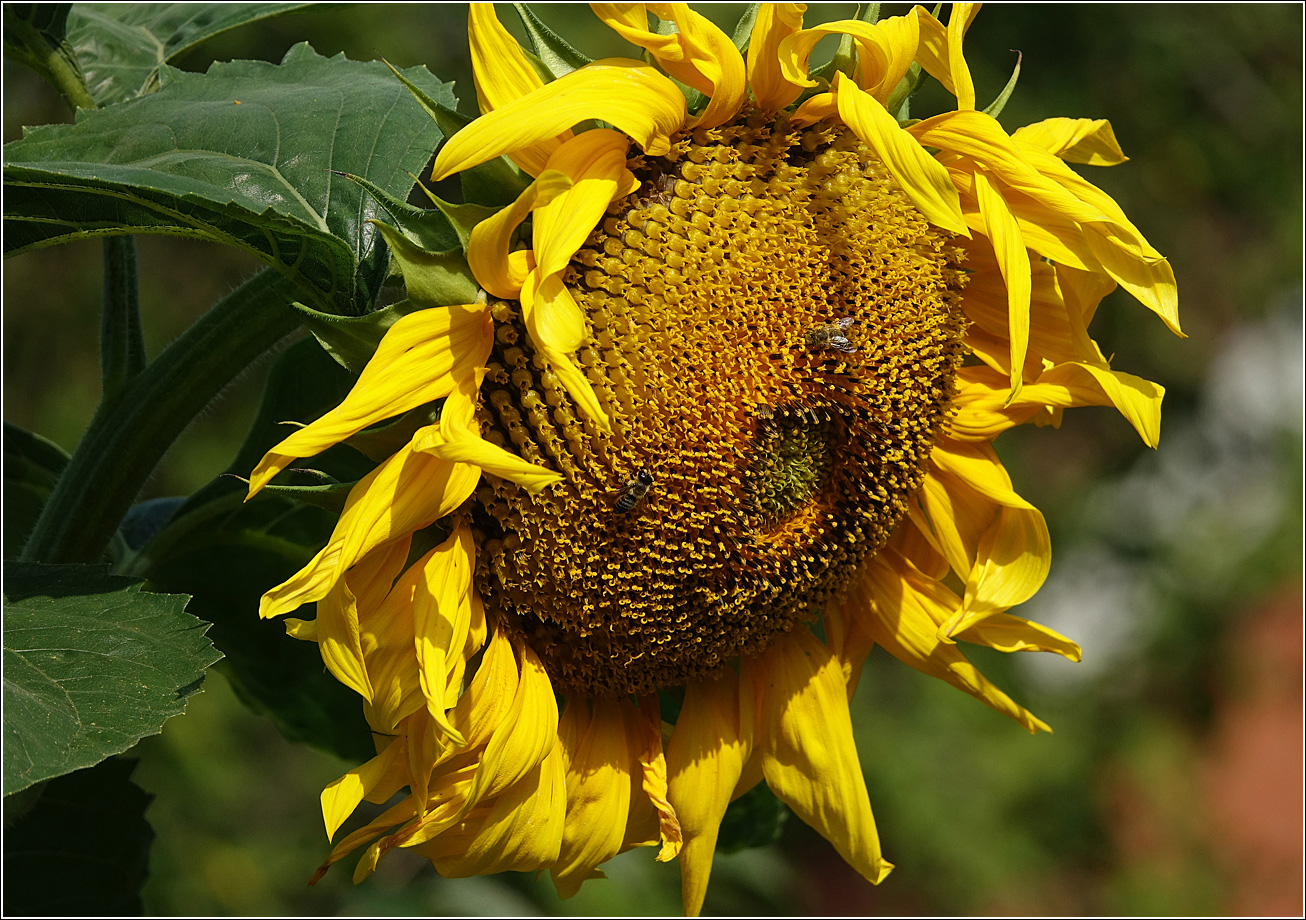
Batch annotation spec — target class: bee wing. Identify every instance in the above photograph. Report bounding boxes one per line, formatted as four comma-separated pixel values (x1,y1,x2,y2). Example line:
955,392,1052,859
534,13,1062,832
836,316,855,330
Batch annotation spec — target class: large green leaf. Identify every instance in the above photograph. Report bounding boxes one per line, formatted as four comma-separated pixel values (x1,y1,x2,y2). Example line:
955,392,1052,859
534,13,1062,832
3,758,153,915
3,422,70,560
67,2,314,105
4,44,457,314
136,339,377,762
2,563,221,795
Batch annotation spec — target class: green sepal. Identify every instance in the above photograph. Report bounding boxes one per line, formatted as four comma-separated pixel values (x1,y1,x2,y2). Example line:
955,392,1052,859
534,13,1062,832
982,51,1023,120
370,220,480,306
514,4,592,80
291,299,426,374
384,57,530,208
731,4,762,53
459,156,533,209
887,61,927,120
254,473,357,515
410,185,499,253
344,402,442,462
716,781,789,854
332,170,459,254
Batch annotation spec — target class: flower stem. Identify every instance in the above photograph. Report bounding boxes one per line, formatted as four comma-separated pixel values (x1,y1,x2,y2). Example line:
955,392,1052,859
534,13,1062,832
19,268,302,564
100,237,146,403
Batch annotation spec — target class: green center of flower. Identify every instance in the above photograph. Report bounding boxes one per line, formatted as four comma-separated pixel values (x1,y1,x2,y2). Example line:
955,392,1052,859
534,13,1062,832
472,114,968,697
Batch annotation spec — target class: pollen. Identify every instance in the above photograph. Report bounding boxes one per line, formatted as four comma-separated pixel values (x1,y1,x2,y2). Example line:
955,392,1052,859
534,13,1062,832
473,114,968,697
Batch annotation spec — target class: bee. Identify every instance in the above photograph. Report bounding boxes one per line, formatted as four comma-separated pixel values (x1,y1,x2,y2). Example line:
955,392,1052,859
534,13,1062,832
613,468,655,512
805,317,858,354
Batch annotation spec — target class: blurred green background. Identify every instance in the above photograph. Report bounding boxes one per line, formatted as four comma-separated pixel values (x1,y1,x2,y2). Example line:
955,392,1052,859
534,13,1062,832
4,3,1301,915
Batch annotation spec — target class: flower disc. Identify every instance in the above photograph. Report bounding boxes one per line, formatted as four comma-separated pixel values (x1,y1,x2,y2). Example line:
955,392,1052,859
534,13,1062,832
473,115,968,697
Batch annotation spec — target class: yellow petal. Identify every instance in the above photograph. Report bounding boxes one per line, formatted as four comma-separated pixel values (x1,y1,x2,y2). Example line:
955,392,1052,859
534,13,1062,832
747,3,806,111
419,371,564,492
247,305,492,496
790,90,837,128
959,502,1050,627
1047,362,1165,447
778,15,918,103
912,4,977,107
449,626,520,748
973,165,1031,401
469,2,572,175
412,524,474,744
745,629,893,885
533,129,636,279
831,73,968,237
778,21,889,91
258,434,481,621
417,743,567,876
631,693,681,862
316,566,374,703
948,361,1164,447
666,670,752,916
910,463,992,581
432,59,686,181
926,440,1050,630
552,697,633,899
912,111,1113,228
857,550,1052,733
929,439,1037,512
594,3,746,128
821,593,877,698
311,796,418,884
521,269,612,432
320,735,404,840
1012,117,1128,166
467,170,573,299
467,641,560,805
283,617,317,640
360,552,427,734
946,2,979,110
955,612,1082,661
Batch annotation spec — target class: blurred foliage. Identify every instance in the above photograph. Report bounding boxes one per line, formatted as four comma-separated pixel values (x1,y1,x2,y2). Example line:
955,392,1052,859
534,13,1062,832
4,3,1301,916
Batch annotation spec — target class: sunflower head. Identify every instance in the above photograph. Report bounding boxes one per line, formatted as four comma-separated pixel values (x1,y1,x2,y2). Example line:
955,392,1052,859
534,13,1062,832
245,3,1178,914
477,113,970,697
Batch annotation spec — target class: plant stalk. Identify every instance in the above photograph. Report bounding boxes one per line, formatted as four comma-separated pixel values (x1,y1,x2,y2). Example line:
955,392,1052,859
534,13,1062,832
19,269,301,564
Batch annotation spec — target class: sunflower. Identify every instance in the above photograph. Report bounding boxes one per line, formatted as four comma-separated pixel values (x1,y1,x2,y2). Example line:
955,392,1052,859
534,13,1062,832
245,3,1179,913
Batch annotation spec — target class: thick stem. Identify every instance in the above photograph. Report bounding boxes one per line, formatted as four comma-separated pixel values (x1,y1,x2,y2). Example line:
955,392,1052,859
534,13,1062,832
100,237,146,402
19,269,301,564
2,10,96,112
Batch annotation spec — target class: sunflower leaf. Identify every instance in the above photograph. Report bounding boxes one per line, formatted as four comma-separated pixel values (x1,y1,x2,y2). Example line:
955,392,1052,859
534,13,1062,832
65,2,313,106
2,758,153,915
2,563,220,796
716,782,789,853
3,45,454,315
3,423,70,560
